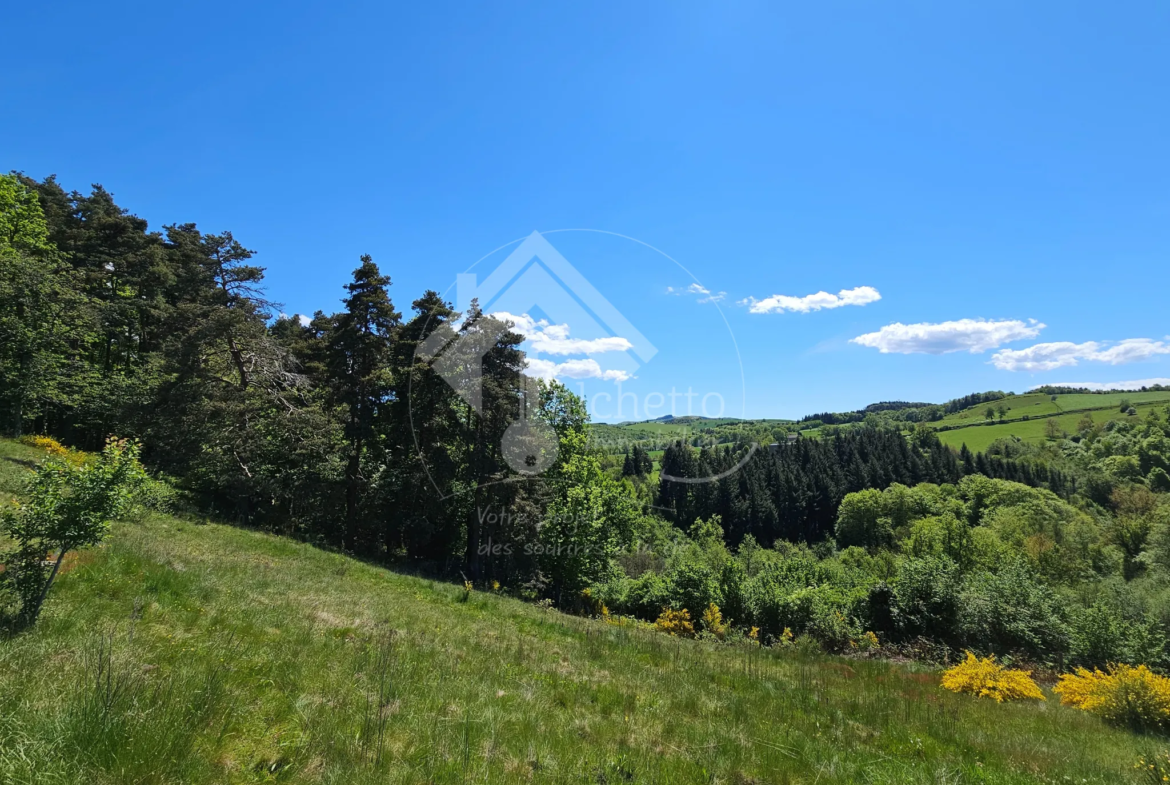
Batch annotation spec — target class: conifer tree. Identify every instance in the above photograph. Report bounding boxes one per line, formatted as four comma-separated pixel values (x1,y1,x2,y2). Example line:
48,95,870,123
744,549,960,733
328,255,400,551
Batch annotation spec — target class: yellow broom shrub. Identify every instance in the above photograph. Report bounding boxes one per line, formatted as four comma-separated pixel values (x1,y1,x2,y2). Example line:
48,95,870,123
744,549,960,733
18,435,87,467
655,607,694,637
1055,664,1170,730
19,434,67,456
940,652,1045,703
702,603,727,640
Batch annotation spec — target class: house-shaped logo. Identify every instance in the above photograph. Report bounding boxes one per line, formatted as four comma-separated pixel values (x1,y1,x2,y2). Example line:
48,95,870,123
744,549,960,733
453,230,657,369
416,231,656,476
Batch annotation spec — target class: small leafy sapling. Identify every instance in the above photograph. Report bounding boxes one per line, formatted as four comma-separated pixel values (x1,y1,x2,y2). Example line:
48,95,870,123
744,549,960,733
1,437,146,629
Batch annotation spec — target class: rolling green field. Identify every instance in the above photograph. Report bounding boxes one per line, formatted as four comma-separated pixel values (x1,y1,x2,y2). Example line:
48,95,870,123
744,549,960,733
593,392,1170,459
592,418,745,443
934,395,1170,452
936,391,1170,427
0,438,1159,784
935,404,1157,451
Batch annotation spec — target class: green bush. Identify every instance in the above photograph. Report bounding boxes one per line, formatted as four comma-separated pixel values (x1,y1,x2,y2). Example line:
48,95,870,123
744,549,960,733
891,556,960,641
717,559,749,625
957,559,1070,659
0,438,146,628
1069,600,1167,669
666,555,722,614
614,571,674,619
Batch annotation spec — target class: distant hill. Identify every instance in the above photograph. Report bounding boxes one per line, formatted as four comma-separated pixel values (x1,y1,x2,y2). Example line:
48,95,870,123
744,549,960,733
589,386,1170,455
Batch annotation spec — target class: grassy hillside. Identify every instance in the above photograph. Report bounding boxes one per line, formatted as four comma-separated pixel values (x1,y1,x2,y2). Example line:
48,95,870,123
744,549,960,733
0,439,1156,784
933,392,1170,452
936,391,1170,428
936,402,1164,452
592,391,1170,458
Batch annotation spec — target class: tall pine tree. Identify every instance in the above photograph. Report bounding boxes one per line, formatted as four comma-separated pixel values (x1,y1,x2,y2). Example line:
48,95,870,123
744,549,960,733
328,256,400,552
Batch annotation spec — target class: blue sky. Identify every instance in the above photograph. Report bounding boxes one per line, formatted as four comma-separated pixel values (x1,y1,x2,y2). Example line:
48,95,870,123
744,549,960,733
3,2,1168,421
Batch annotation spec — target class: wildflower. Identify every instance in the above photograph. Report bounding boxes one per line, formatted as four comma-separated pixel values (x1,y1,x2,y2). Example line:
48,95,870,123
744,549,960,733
1135,751,1170,784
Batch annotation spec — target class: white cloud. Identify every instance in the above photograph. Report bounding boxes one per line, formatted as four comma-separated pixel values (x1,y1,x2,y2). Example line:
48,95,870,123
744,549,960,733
490,311,633,382
852,318,1044,355
1032,378,1170,391
525,357,632,382
278,312,314,328
1092,338,1170,365
990,341,1100,371
742,286,881,314
992,338,1170,371
491,312,633,355
667,282,725,304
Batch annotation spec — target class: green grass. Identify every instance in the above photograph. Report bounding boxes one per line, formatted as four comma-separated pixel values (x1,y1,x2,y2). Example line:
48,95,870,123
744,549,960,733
0,441,1159,783
593,418,746,441
0,438,42,497
936,401,1166,452
937,391,1170,428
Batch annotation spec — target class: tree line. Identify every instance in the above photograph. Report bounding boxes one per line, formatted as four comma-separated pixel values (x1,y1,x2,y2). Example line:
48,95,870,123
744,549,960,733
0,173,640,594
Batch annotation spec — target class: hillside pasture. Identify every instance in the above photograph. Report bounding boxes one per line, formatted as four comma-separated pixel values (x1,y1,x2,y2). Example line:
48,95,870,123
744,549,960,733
0,495,1153,784
936,400,1165,452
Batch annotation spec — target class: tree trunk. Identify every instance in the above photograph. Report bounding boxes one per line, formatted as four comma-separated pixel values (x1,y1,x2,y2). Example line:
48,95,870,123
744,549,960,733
27,544,69,625
345,437,362,552
227,334,249,390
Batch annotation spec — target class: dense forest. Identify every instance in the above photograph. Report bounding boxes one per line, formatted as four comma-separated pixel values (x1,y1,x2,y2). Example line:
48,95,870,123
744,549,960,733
4,172,1170,670
0,172,628,592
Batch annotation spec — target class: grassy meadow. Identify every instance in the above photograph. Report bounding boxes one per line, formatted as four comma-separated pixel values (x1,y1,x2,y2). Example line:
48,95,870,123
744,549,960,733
934,395,1170,452
0,438,1161,784
935,391,1170,428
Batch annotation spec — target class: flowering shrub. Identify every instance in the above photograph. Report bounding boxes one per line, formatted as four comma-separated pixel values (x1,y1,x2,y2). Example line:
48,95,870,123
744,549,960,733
655,607,694,637
18,435,86,466
19,434,65,454
1056,664,1170,731
851,630,880,652
940,652,1045,702
702,603,727,640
